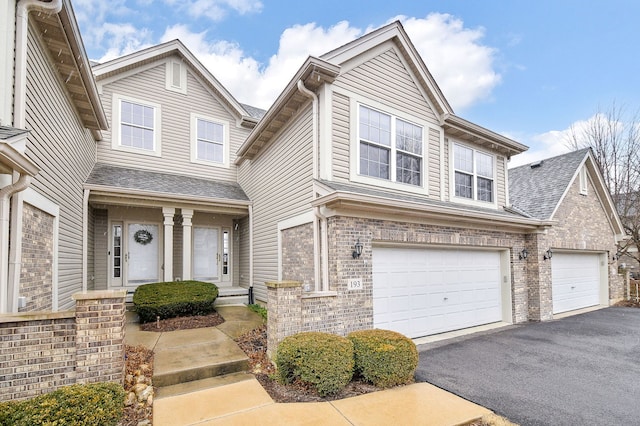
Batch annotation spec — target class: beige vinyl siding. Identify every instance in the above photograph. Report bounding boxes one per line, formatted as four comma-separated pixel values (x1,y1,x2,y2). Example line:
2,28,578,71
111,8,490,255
428,128,442,198
332,92,350,181
87,206,95,290
238,216,250,288
24,26,97,308
443,138,450,201
496,155,506,207
238,106,314,302
333,48,439,125
93,209,108,290
97,58,250,182
172,218,183,280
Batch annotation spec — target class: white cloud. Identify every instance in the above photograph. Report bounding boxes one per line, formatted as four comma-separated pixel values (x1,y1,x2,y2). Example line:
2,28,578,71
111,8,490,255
397,14,501,111
95,23,154,62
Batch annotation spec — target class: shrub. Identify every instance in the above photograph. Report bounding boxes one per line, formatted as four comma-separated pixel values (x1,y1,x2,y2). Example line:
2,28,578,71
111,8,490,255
247,303,267,321
133,280,219,323
348,329,418,388
0,382,125,426
276,332,354,396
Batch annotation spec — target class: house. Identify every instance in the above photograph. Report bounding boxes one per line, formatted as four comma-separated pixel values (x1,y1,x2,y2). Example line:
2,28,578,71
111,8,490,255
0,1,626,352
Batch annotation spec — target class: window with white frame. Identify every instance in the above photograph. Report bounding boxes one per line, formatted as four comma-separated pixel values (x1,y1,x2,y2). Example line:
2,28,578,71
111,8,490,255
190,114,229,166
111,95,162,157
358,105,423,186
453,143,494,202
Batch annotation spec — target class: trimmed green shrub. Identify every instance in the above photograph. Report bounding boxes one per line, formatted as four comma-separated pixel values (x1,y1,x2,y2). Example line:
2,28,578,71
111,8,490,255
133,280,219,323
0,382,125,426
276,332,354,396
348,329,418,388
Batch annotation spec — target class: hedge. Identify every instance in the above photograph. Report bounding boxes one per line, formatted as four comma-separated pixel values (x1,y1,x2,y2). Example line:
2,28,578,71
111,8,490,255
133,280,219,323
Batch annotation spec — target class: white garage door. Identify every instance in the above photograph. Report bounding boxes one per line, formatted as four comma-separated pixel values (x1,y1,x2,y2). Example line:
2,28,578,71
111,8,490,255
372,247,503,338
552,252,602,314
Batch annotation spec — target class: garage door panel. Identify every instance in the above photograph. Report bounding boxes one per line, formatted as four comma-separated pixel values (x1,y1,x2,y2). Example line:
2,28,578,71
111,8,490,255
373,247,503,338
552,253,602,314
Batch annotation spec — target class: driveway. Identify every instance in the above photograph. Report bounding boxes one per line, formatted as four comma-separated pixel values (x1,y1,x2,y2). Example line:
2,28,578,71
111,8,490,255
415,307,640,426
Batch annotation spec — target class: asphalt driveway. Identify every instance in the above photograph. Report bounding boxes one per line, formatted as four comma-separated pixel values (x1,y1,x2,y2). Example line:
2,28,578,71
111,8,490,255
416,307,640,426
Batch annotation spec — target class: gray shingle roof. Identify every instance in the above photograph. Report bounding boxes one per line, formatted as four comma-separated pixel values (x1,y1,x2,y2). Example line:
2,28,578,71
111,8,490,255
319,180,527,219
86,163,249,202
0,126,29,141
508,148,590,220
240,103,266,120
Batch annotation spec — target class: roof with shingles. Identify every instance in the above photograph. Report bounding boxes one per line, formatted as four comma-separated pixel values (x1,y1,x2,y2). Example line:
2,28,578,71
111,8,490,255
508,148,590,220
240,103,266,120
85,163,249,202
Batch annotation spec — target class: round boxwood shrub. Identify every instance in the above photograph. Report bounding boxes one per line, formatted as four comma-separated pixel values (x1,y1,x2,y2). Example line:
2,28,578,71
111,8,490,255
0,382,125,426
133,280,219,323
348,329,418,388
276,332,354,396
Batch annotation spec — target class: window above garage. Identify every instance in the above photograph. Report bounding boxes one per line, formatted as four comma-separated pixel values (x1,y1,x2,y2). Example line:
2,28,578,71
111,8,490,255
450,141,497,208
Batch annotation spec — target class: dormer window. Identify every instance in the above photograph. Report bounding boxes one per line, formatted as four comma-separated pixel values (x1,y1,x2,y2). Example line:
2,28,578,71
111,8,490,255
453,143,494,203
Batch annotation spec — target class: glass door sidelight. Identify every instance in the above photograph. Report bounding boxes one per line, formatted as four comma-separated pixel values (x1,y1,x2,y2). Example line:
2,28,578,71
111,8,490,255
111,223,123,287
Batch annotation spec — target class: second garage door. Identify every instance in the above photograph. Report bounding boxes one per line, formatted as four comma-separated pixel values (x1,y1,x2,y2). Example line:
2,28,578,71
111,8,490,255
372,246,503,338
552,252,602,314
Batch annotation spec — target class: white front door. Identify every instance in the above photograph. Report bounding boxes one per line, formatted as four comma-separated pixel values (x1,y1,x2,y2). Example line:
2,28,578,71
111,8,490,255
193,227,220,282
126,223,160,286
373,246,503,338
552,252,602,314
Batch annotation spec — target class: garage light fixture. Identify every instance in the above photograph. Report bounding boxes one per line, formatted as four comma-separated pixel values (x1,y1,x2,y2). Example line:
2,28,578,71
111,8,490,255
543,248,553,260
352,239,364,259
519,248,528,260
612,252,620,261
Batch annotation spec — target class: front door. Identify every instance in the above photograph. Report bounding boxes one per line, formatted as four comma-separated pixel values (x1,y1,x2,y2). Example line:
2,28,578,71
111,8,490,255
193,227,220,282
127,223,160,287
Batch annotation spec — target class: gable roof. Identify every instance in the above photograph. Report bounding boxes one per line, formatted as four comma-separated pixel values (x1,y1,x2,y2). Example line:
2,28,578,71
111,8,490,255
92,40,260,128
509,148,624,235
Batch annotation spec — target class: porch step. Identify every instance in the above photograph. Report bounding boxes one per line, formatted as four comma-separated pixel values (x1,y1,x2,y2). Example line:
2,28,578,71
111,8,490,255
155,372,254,400
215,286,249,306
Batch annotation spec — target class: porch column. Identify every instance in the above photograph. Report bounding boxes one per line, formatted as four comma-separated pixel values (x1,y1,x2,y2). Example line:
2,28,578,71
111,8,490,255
182,209,193,281
162,207,175,282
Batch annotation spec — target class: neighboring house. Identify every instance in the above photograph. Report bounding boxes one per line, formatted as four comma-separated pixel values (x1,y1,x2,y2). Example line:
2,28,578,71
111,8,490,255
86,40,262,302
0,0,107,313
0,2,627,349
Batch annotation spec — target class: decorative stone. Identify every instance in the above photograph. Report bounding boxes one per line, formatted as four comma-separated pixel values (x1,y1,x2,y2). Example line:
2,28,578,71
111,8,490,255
125,392,137,406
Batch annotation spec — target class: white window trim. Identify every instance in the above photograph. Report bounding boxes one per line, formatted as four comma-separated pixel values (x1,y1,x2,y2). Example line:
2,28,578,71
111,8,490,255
190,113,230,168
111,93,162,157
165,60,187,94
579,166,588,195
348,95,429,196
449,140,498,208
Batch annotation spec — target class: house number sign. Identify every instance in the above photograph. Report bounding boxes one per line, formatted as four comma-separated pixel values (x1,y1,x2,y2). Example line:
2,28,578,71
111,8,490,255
347,277,363,291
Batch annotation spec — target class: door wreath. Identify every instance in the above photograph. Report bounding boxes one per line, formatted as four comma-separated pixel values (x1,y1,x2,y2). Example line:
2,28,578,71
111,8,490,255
133,229,153,245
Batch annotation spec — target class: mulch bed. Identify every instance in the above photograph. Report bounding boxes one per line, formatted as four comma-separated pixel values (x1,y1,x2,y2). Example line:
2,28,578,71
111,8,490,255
234,324,382,403
615,299,640,308
139,311,225,332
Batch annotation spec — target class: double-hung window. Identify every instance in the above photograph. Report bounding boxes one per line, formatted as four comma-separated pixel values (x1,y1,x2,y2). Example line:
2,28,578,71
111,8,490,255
112,94,161,156
358,105,423,186
454,143,494,203
190,113,228,167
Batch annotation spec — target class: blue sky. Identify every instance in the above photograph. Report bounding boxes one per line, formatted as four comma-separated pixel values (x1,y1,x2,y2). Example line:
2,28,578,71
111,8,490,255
72,0,640,166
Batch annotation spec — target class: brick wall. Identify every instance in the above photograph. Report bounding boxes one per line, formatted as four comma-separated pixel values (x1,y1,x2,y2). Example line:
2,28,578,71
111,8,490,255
0,290,126,402
281,223,315,288
19,202,54,311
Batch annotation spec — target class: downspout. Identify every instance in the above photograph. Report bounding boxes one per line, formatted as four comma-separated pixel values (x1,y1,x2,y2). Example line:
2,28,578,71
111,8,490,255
81,189,89,292
248,204,254,304
297,79,331,292
0,173,30,313
15,0,63,128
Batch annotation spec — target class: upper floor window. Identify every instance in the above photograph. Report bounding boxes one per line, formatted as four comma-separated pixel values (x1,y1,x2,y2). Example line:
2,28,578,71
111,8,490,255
112,94,161,157
190,113,229,167
454,143,494,203
358,105,423,186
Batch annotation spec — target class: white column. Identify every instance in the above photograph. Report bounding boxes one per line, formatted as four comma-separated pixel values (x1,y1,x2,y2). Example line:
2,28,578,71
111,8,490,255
182,209,193,281
162,207,175,282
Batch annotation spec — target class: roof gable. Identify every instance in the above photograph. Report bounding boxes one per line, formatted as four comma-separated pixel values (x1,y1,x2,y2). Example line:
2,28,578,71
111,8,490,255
92,40,259,127
509,148,624,235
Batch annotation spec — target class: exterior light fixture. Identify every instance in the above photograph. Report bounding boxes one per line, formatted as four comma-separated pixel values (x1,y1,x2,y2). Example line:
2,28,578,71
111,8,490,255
352,239,364,259
519,248,528,260
543,248,553,260
612,252,621,261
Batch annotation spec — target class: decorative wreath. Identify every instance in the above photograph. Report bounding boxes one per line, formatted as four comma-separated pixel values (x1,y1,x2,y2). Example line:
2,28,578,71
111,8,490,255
133,229,153,245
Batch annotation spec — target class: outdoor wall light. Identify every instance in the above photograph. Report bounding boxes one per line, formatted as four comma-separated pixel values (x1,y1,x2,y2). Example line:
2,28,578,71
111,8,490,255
543,248,553,260
612,252,621,261
519,248,528,260
352,239,364,259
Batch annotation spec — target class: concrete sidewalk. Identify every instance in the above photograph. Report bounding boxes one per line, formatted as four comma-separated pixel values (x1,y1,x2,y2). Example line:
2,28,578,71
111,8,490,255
125,306,492,425
153,378,492,426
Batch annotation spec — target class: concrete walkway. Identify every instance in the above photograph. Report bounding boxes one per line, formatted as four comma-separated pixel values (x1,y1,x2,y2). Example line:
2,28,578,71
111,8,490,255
125,306,492,426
